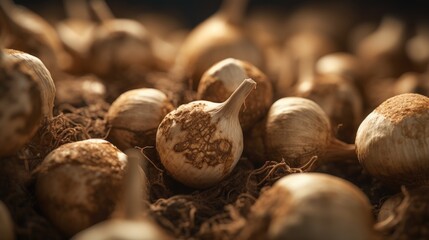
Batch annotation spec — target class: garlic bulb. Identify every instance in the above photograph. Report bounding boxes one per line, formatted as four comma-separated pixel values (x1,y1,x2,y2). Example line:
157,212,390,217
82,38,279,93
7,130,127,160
297,74,363,142
88,19,154,79
265,97,355,168
356,93,429,186
316,52,363,83
88,0,156,79
197,58,273,130
55,75,106,107
4,49,55,119
156,79,256,188
34,139,128,236
293,54,363,142
355,16,407,78
107,88,174,150
0,50,44,157
56,0,96,74
72,149,170,240
0,201,14,240
243,173,375,240
0,0,71,75
173,0,264,89
276,30,337,98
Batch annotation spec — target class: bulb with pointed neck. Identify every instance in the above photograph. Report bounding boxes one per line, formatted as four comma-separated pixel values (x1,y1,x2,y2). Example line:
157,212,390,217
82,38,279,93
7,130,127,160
156,79,256,188
173,0,264,90
295,55,363,143
265,97,356,168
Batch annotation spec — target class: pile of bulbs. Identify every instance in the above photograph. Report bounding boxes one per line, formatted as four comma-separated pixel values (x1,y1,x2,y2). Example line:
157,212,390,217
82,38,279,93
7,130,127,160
1,0,429,239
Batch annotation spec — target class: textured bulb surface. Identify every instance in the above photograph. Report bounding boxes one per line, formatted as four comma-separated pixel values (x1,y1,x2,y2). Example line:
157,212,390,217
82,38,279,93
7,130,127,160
107,88,174,150
265,97,355,168
34,139,128,236
156,79,256,188
5,49,56,119
246,173,375,240
356,93,429,186
265,97,330,166
198,58,273,130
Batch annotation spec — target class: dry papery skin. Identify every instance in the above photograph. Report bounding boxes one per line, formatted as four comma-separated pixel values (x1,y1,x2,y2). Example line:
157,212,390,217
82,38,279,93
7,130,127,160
265,97,331,167
156,78,256,188
356,93,429,187
198,58,273,131
264,97,356,169
107,88,174,151
159,103,235,174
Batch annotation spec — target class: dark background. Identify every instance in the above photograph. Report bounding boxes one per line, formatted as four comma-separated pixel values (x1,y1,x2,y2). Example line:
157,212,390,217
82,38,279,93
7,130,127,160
12,0,429,27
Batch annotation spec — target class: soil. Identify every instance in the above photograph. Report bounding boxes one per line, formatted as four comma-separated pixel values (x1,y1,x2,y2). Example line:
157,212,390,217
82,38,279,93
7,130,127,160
1,117,396,240
0,98,321,240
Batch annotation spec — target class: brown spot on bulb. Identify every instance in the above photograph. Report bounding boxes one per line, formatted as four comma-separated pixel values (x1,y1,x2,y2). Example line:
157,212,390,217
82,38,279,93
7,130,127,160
34,141,125,175
198,60,272,130
375,93,429,123
160,103,234,171
217,139,232,153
